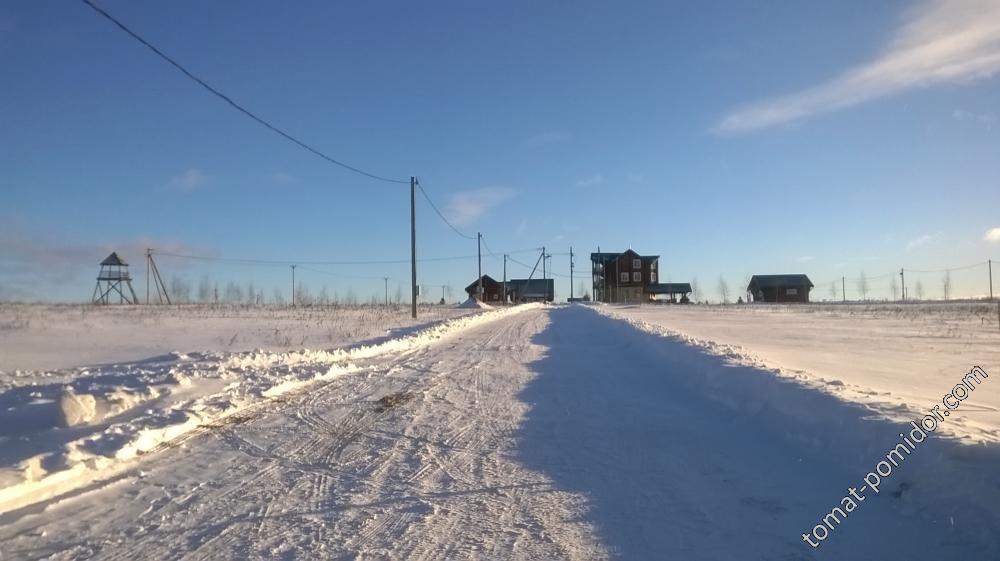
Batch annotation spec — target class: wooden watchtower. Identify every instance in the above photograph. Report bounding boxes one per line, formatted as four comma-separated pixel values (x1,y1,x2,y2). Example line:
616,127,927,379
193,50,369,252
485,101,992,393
92,252,138,304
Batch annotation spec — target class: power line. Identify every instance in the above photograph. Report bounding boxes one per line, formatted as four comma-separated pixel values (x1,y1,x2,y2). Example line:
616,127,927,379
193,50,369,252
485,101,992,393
414,180,477,240
295,265,388,281
151,249,535,267
79,0,408,185
904,261,987,274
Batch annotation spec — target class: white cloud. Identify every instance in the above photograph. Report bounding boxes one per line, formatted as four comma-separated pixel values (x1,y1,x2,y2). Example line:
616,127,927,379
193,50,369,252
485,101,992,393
575,175,605,188
444,188,516,226
906,231,944,250
984,227,1000,243
523,132,573,148
716,0,1000,134
268,172,297,186
953,108,998,128
166,168,209,192
795,255,815,263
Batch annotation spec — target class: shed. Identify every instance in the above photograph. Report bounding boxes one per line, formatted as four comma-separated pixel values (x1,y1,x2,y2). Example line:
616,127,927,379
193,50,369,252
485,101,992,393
747,274,814,303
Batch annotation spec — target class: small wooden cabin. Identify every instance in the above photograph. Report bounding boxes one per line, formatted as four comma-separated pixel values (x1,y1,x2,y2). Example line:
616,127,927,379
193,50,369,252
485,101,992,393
747,274,814,303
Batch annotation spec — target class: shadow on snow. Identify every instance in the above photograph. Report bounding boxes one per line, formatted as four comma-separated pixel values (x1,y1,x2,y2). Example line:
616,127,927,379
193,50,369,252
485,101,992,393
513,305,999,560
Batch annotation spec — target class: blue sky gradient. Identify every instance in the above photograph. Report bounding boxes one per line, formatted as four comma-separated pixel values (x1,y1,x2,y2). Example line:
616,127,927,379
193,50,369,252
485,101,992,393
2,0,999,302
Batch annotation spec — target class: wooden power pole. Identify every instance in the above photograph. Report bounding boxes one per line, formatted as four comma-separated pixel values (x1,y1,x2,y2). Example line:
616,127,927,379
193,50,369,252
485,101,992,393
410,177,417,318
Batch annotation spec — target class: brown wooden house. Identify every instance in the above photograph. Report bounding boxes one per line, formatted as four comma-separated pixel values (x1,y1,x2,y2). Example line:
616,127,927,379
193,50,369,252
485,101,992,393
590,249,691,303
464,275,504,302
747,274,814,303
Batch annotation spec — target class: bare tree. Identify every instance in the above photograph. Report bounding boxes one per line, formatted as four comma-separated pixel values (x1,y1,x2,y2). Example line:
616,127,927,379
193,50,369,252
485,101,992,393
246,281,256,305
690,277,700,301
717,276,730,304
915,280,925,300
296,282,312,305
828,281,837,301
889,276,899,301
345,288,358,306
198,275,212,303
318,286,329,305
856,272,869,301
224,281,243,303
942,271,952,300
272,288,285,305
170,275,191,303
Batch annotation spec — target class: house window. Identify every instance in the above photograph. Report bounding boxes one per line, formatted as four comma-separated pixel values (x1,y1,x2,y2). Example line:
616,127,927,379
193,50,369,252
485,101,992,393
786,288,798,295
620,272,629,282
633,258,641,269
651,261,657,270
633,272,641,282
651,272,657,283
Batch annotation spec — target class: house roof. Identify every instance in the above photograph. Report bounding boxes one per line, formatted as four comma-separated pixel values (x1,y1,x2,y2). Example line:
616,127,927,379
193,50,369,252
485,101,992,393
747,274,814,290
647,283,692,294
590,250,659,264
100,252,128,266
507,278,554,296
464,275,501,293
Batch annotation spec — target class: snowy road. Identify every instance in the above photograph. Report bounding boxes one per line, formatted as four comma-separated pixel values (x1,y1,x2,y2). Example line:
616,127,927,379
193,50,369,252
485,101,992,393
1,306,997,560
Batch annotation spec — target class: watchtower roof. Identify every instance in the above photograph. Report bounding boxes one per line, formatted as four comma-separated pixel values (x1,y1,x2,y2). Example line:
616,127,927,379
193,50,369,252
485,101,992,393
100,252,128,266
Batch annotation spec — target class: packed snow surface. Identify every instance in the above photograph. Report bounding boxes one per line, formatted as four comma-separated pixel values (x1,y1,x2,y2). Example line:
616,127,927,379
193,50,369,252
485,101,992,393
0,303,998,559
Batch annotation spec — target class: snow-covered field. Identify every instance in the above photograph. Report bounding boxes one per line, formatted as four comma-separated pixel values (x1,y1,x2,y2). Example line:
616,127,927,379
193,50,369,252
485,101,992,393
0,304,470,372
1,303,998,559
601,302,1000,444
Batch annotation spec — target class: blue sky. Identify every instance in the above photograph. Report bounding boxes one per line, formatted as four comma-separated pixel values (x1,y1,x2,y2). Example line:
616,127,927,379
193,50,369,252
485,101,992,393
2,0,999,303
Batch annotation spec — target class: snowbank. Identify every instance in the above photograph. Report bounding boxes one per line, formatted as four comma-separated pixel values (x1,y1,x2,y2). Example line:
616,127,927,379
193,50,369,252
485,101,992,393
0,303,537,513
456,297,494,309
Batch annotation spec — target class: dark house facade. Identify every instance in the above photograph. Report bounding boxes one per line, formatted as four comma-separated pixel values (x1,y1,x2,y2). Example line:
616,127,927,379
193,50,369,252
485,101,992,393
591,249,691,303
506,278,554,303
747,274,814,303
464,275,504,302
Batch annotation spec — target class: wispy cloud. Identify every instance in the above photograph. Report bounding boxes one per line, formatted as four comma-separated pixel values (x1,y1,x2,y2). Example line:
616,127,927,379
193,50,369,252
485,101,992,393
444,187,516,226
268,172,297,186
953,108,998,129
523,131,573,148
575,175,605,188
166,168,209,192
0,225,212,301
795,255,815,263
984,227,1000,243
715,0,1000,134
906,231,944,250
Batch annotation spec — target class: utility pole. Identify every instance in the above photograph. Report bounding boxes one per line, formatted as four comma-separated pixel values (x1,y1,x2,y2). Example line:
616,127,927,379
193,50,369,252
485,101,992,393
477,232,483,300
542,246,546,280
410,177,417,318
989,259,994,301
440,284,446,304
841,276,846,302
145,248,150,305
900,268,905,302
291,264,296,307
384,277,389,306
503,254,508,304
569,246,574,300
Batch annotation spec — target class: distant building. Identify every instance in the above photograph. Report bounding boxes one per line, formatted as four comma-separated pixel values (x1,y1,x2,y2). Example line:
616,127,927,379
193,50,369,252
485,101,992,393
464,275,504,302
590,249,692,303
648,282,693,303
506,278,554,303
747,274,814,303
